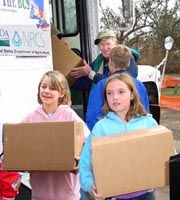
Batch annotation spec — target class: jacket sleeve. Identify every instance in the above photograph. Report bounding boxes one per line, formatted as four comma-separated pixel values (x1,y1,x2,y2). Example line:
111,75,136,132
0,161,21,199
79,134,94,194
85,80,105,131
71,54,102,91
126,56,138,78
129,48,140,62
70,76,92,91
93,73,108,84
134,78,150,112
90,54,109,84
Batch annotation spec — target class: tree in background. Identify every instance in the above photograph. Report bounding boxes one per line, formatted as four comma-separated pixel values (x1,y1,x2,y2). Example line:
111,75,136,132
100,0,180,72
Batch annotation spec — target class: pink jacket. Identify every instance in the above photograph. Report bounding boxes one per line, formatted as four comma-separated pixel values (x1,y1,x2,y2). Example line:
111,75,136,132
23,105,90,200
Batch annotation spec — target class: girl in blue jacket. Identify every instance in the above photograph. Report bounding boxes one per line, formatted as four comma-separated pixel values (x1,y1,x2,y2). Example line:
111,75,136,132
79,73,158,200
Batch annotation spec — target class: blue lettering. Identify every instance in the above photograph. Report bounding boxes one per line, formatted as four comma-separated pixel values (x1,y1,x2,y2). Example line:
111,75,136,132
22,32,29,46
22,31,45,48
35,32,45,47
29,32,35,46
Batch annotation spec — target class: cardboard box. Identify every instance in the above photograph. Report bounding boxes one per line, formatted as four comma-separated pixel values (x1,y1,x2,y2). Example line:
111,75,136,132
51,34,84,86
92,125,175,198
3,121,84,171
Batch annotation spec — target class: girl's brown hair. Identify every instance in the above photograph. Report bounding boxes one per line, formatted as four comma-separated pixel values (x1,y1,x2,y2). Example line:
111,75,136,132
102,73,147,121
37,70,71,105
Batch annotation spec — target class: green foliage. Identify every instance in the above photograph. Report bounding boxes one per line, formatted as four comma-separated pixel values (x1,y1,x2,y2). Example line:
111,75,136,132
161,86,180,97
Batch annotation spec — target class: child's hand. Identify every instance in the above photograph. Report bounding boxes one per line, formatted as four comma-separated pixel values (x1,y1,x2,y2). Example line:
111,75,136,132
70,156,79,175
91,184,105,200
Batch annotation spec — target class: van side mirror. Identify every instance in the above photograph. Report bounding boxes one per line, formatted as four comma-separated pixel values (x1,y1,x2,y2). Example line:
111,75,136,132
164,36,174,51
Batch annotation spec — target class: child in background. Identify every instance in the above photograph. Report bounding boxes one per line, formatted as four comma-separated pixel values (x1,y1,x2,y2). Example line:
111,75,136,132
0,123,21,200
23,70,89,200
0,156,21,200
79,73,158,200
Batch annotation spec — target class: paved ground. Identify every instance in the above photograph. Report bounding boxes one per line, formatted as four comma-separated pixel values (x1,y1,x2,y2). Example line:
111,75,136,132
155,108,180,200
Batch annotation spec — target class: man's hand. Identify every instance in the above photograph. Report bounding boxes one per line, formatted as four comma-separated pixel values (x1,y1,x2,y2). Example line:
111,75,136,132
61,38,71,49
71,60,92,78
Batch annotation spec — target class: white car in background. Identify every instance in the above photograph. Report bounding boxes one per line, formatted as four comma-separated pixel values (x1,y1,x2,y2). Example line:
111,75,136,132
137,36,174,124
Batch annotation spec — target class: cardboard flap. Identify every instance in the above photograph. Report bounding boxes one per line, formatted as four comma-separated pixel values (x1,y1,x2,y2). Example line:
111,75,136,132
92,125,173,145
51,34,84,85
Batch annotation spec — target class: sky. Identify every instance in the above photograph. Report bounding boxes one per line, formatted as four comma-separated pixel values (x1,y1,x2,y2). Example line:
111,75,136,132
100,0,129,13
101,0,177,10
99,0,134,30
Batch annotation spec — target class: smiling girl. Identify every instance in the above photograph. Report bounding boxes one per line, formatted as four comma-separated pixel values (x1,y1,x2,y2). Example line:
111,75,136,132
23,70,89,200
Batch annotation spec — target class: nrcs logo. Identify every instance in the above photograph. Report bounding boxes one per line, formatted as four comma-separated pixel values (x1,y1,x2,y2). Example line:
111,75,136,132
12,30,45,48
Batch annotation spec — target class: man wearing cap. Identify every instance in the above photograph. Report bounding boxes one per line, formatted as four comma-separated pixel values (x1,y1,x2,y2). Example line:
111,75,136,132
71,29,138,91
86,44,150,131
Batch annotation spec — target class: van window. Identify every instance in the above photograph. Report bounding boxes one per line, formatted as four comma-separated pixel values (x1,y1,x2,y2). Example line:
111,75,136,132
50,0,78,35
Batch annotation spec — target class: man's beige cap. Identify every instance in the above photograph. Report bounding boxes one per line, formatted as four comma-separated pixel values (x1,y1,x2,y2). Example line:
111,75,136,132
94,29,116,45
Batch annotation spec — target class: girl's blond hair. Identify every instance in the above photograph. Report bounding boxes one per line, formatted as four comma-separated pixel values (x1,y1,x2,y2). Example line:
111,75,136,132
102,73,147,121
37,70,71,106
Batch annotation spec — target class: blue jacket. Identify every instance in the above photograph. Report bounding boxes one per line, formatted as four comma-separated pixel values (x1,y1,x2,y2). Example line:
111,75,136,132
71,53,138,91
79,112,158,196
91,54,138,84
86,71,150,130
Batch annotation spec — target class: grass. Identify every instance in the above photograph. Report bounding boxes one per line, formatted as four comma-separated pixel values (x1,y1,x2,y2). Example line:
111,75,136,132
161,86,180,97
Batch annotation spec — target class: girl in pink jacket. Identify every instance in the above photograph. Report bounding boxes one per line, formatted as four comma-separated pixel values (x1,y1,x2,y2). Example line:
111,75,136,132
23,71,89,200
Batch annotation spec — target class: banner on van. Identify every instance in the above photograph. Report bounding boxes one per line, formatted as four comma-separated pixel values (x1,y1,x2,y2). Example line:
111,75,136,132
0,25,51,56
0,0,51,56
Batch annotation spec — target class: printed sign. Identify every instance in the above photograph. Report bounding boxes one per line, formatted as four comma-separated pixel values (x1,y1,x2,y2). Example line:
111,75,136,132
0,0,51,56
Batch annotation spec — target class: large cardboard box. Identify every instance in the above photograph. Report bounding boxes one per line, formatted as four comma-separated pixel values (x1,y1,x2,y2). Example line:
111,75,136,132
51,34,84,86
92,125,175,198
3,121,84,171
